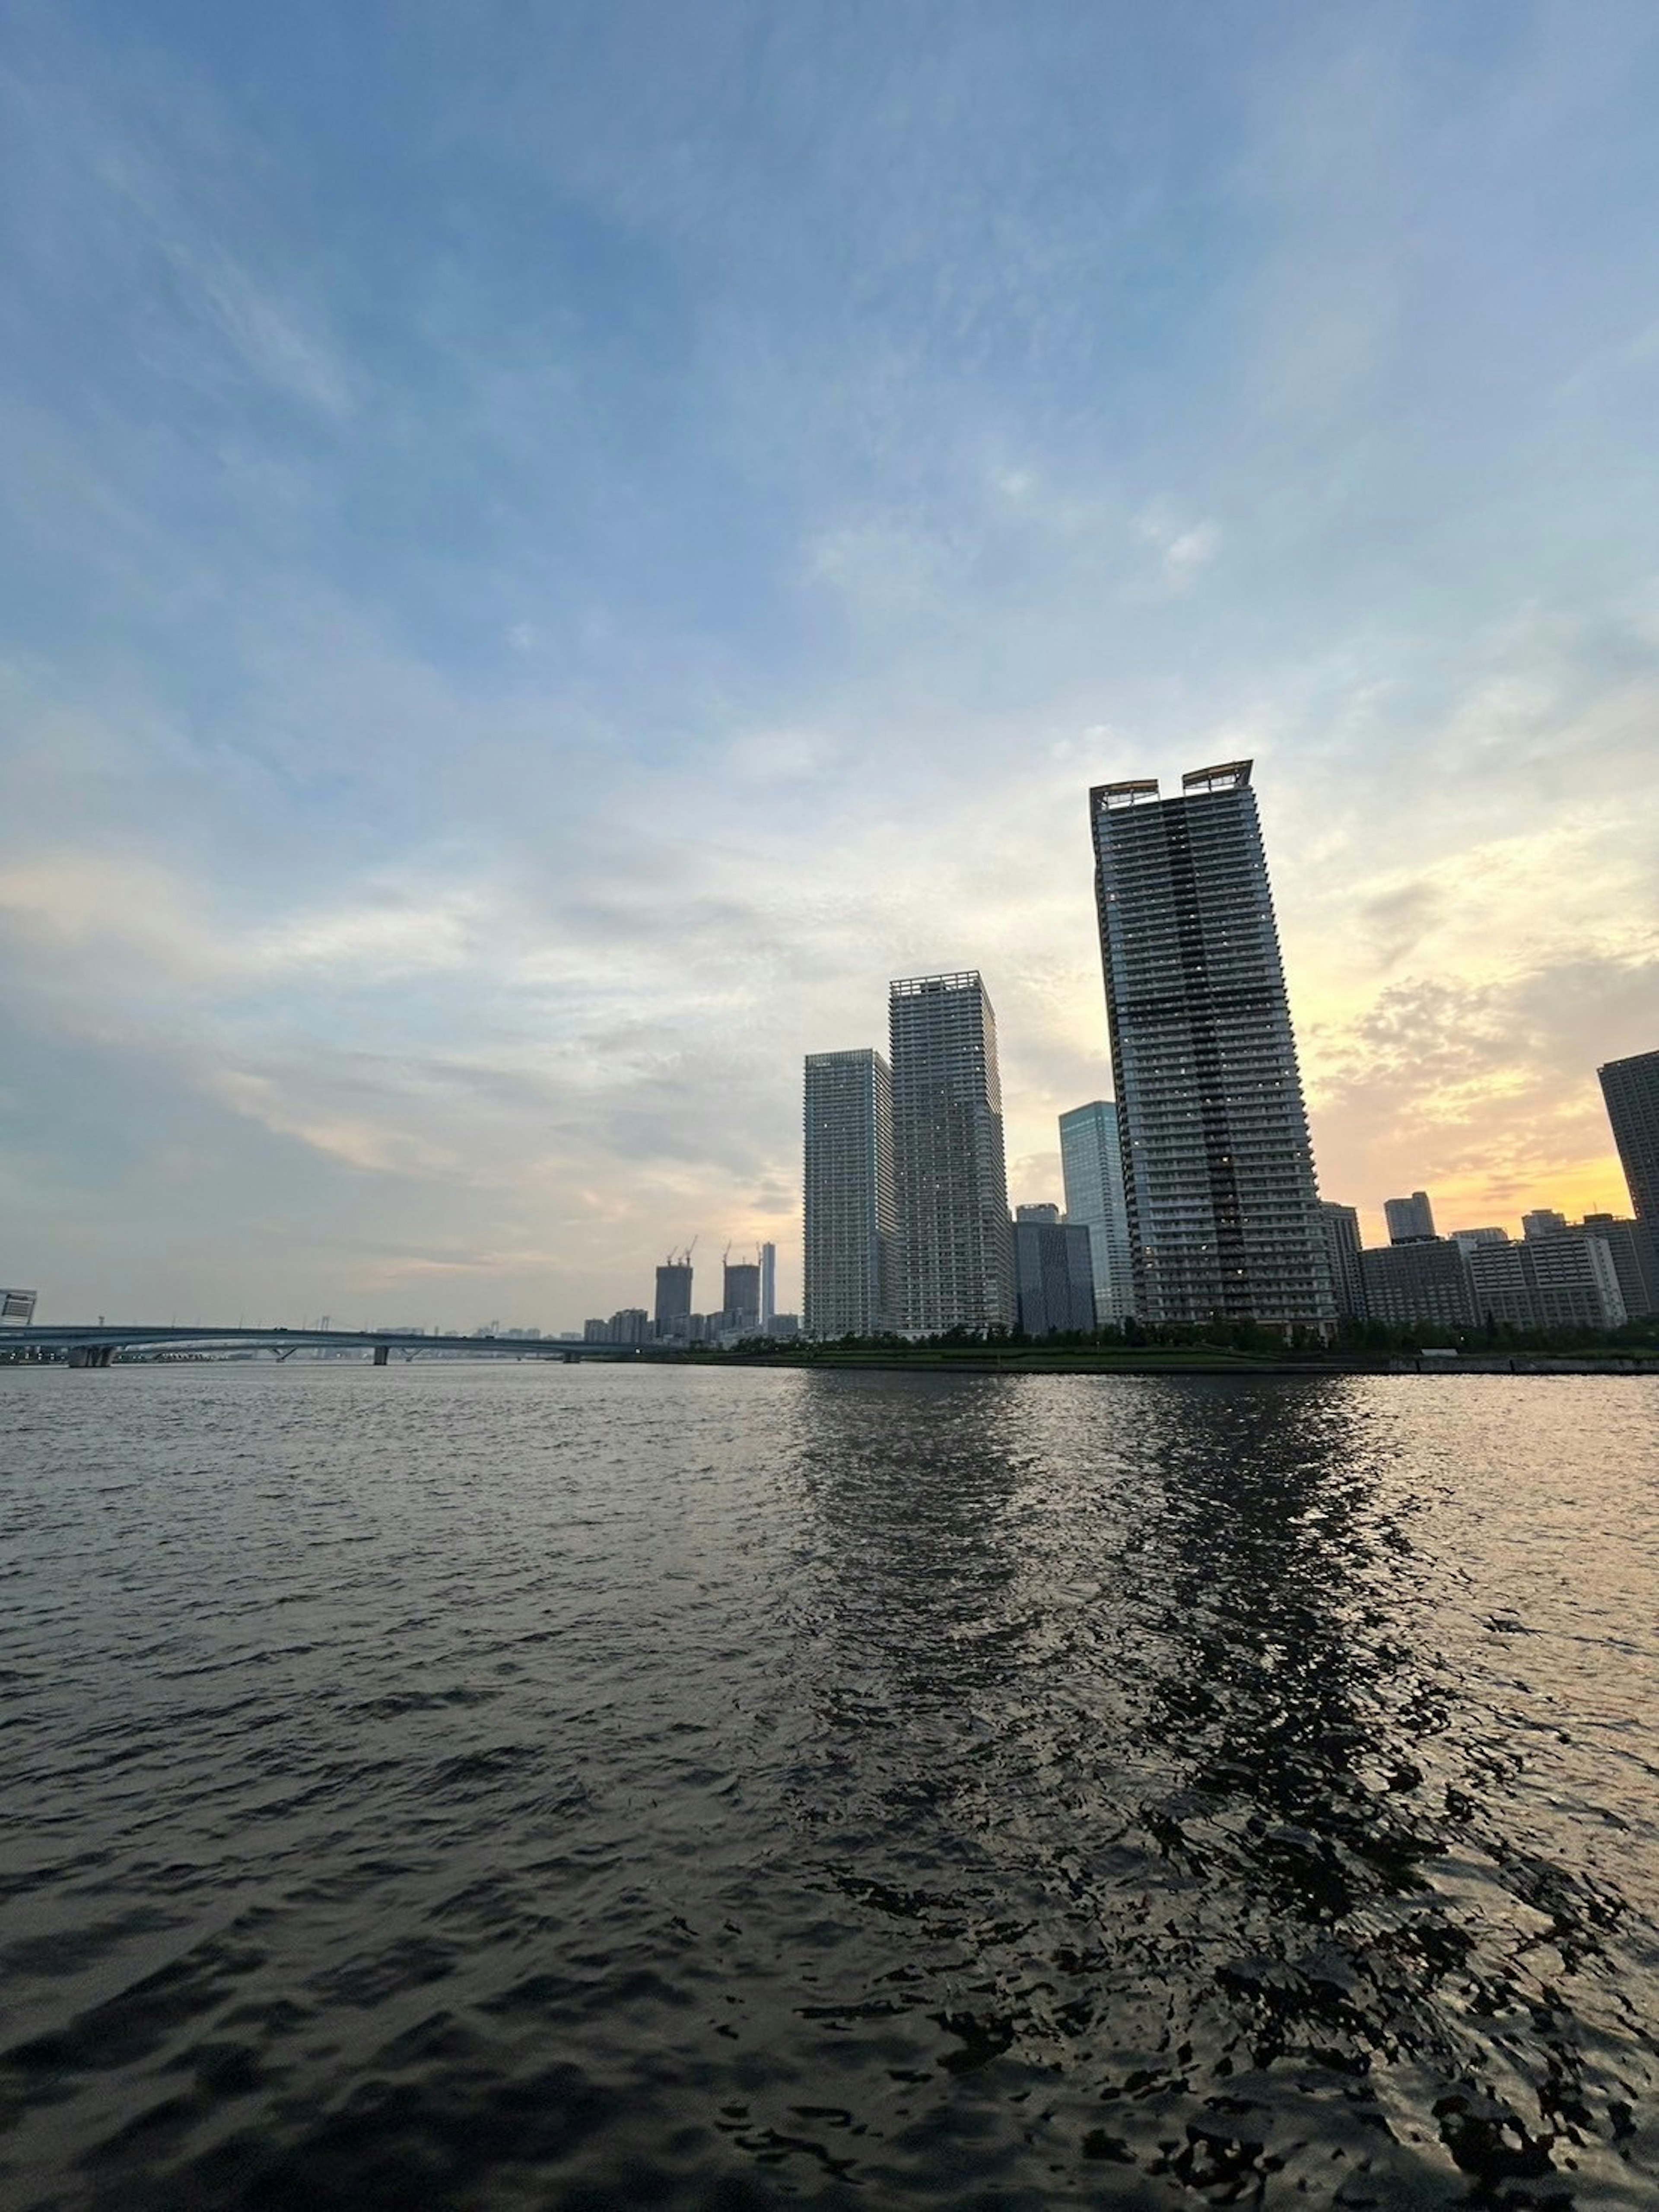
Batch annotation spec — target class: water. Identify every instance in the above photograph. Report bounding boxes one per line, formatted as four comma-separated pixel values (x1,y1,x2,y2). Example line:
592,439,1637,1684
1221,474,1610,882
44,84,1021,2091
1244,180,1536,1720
2,1365,1658,2209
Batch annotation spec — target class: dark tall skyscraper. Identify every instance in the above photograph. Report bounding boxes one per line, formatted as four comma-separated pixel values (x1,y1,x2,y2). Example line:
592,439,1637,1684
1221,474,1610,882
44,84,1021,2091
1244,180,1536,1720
654,1259,693,1341
721,1261,760,1334
803,1049,895,1339
1600,1050,1659,1225
890,971,1015,1333
1090,760,1333,1329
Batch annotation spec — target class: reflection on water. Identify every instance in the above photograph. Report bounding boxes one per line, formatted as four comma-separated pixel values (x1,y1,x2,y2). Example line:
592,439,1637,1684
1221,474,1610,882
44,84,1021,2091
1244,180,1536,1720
2,1364,1657,2207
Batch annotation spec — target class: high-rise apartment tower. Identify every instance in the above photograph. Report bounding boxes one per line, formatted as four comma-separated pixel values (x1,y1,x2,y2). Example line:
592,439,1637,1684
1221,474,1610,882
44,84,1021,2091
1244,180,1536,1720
758,1242,776,1327
1599,1050,1659,1225
890,972,1016,1332
1058,1101,1134,1322
1090,761,1333,1329
803,1050,895,1339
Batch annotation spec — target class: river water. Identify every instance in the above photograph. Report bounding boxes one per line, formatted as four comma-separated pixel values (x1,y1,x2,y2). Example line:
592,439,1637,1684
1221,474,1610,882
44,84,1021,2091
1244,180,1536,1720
2,1364,1657,2209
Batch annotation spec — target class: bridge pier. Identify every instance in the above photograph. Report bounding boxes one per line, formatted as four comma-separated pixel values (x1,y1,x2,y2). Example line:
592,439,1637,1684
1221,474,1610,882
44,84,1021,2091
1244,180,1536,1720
372,1344,389,1366
68,1345,113,1369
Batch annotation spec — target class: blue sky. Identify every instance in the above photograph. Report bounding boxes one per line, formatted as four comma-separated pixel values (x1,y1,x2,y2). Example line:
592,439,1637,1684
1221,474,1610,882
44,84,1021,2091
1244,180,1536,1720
2,0,1656,1325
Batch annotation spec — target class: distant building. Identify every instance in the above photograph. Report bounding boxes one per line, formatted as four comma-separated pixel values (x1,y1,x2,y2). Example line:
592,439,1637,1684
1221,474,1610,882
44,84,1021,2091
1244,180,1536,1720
1317,1202,1367,1321
1058,1103,1134,1323
1384,1191,1437,1244
1580,1214,1656,1320
1014,1214,1096,1337
1599,1048,1659,1225
1465,1229,1626,1333
722,1261,761,1336
0,1289,37,1327
1360,1238,1474,1331
1527,1230,1625,1330
1522,1209,1568,1241
804,1048,896,1339
758,1242,776,1327
609,1308,649,1345
654,1260,694,1341
1466,1239,1532,1330
1090,761,1332,1330
1449,1227,1508,1260
890,972,1015,1333
583,1318,610,1343
765,1313,800,1340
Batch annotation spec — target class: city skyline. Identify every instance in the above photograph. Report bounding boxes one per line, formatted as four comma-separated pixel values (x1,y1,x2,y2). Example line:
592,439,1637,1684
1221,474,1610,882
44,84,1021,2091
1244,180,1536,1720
2,6,1657,1327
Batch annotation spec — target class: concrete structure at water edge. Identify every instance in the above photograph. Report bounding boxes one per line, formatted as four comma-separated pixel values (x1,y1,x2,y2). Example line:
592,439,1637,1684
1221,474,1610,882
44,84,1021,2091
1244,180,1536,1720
804,1048,896,1340
889,972,1016,1334
1090,760,1333,1331
1058,1101,1134,1324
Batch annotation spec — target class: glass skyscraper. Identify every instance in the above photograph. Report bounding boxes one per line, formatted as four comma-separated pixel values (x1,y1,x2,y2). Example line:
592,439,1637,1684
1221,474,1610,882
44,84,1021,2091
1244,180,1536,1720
889,971,1015,1333
1090,760,1333,1329
1058,1100,1134,1322
803,1049,895,1339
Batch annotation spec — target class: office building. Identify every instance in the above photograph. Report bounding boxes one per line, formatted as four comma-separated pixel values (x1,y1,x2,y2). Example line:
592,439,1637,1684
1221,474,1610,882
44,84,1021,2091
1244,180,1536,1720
1090,761,1332,1329
758,1242,776,1327
0,1289,36,1326
890,971,1016,1333
1360,1238,1475,1331
1317,1201,1367,1321
654,1259,694,1342
804,1048,896,1339
1058,1101,1135,1323
1600,1049,1659,1225
1013,1208,1096,1336
1385,1191,1437,1244
722,1260,761,1336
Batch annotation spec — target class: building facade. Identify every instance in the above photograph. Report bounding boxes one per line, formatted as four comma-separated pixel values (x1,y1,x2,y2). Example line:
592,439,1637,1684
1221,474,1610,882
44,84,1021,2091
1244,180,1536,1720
1385,1191,1437,1243
889,972,1016,1333
758,1242,776,1327
1013,1209,1096,1336
654,1261,693,1342
1360,1238,1475,1331
1600,1049,1659,1225
1580,1213,1656,1320
1058,1101,1135,1323
803,1048,896,1339
722,1261,761,1336
1090,761,1333,1329
1317,1201,1367,1321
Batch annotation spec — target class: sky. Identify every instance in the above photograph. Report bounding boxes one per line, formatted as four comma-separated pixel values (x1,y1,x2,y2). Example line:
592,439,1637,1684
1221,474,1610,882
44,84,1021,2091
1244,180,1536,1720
2,0,1657,1330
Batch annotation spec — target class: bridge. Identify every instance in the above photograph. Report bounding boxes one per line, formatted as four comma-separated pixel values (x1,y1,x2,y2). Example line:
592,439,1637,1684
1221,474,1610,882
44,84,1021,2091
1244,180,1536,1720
0,1325,648,1368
